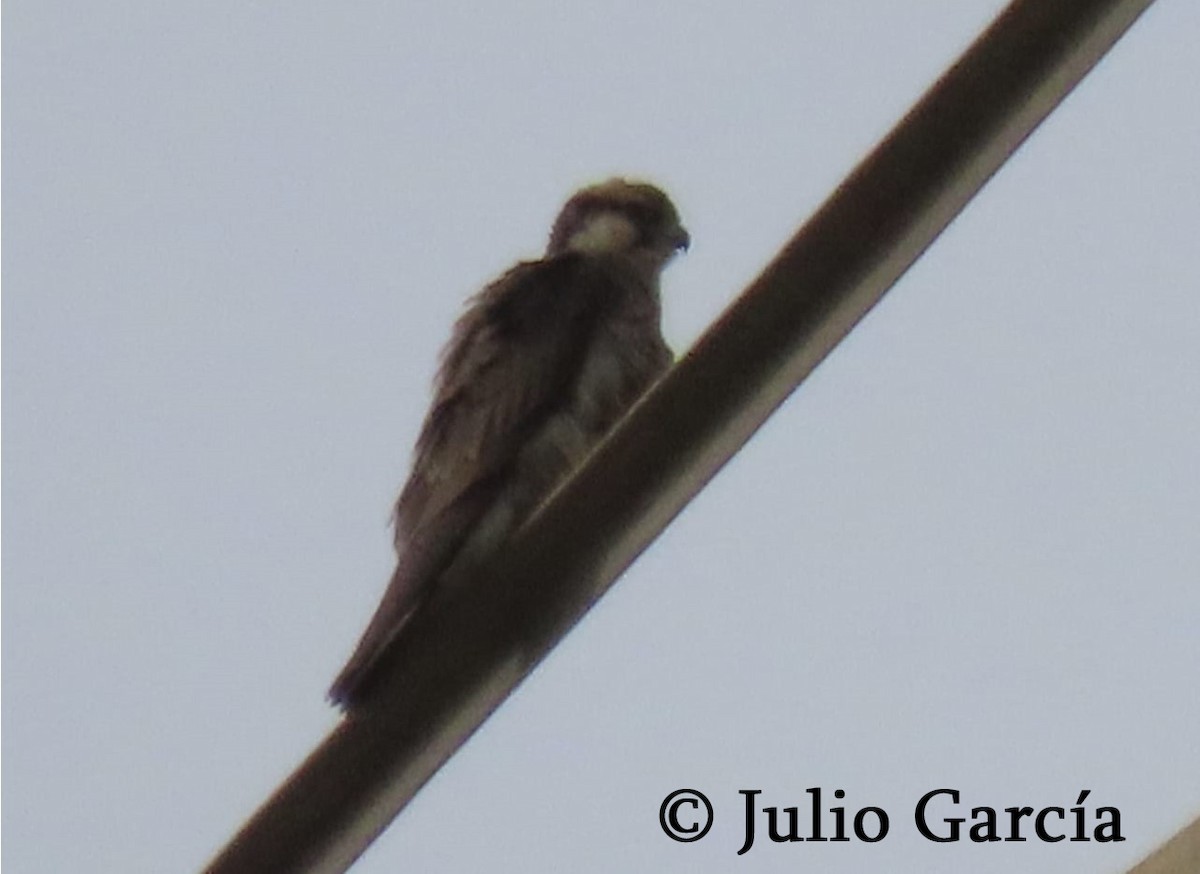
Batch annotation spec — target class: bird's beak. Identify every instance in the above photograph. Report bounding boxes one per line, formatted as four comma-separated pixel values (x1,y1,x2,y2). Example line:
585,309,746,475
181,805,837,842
673,225,691,253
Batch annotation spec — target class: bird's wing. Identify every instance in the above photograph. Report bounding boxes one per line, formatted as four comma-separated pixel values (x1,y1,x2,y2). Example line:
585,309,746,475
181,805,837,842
329,255,611,705
396,255,607,540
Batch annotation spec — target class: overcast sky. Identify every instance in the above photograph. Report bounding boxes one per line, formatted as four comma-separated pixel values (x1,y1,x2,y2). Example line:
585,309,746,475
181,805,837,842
5,1,1198,872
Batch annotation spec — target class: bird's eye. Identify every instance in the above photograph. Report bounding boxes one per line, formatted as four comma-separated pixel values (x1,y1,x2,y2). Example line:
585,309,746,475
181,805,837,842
621,202,657,229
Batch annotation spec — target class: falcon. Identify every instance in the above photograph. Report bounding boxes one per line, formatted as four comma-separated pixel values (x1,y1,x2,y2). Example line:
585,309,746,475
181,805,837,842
329,178,689,708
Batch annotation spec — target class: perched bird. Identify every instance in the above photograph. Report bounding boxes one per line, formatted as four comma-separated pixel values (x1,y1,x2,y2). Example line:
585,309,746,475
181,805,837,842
329,179,689,708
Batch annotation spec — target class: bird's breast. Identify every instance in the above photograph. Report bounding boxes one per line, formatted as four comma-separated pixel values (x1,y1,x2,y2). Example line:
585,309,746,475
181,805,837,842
570,308,669,432
507,313,669,518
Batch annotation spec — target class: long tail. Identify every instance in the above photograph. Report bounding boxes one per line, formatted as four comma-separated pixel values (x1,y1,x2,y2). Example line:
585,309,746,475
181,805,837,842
328,490,496,709
327,561,422,709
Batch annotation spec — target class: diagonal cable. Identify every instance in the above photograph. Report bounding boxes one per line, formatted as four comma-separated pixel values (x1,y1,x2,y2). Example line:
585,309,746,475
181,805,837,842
203,0,1158,870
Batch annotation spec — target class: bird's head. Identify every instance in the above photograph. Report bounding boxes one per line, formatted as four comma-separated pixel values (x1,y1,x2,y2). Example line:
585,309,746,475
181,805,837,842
546,178,689,269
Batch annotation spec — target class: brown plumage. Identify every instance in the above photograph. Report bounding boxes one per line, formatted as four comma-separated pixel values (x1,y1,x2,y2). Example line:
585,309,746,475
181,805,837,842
329,179,688,708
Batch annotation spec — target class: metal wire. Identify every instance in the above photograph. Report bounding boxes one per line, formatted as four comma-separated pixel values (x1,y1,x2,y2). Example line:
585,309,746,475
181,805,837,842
203,0,1158,870
1125,815,1200,874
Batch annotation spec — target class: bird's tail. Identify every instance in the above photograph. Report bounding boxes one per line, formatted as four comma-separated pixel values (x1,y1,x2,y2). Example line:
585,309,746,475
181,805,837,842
329,485,508,709
327,563,421,709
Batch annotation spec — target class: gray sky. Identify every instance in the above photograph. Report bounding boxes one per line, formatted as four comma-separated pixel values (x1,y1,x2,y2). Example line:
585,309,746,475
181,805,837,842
4,1,1198,871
